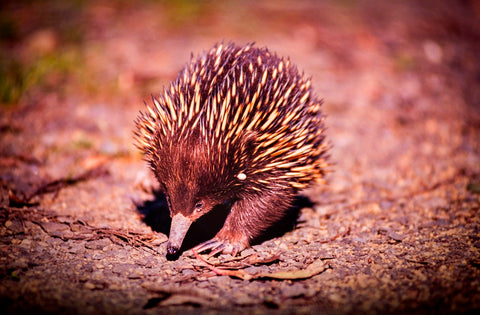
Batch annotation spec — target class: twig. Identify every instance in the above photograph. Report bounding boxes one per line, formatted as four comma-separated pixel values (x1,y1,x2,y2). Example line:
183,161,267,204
192,249,327,280
27,166,109,201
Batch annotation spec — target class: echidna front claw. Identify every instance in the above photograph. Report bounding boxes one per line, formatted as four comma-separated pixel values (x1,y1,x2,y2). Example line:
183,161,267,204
193,239,225,256
207,244,226,258
193,237,247,257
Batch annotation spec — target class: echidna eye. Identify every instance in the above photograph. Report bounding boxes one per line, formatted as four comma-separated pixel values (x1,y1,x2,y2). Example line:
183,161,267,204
194,201,204,212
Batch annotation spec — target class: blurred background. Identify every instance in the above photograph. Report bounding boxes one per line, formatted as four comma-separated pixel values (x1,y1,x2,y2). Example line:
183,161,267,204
1,0,479,109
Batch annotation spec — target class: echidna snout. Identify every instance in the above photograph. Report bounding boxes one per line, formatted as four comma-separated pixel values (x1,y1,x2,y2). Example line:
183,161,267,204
166,213,192,255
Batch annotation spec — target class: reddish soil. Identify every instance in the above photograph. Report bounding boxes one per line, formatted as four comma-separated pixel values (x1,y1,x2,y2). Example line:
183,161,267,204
1,0,479,314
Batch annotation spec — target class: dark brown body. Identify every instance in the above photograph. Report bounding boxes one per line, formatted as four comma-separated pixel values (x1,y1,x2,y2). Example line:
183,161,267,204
135,43,329,256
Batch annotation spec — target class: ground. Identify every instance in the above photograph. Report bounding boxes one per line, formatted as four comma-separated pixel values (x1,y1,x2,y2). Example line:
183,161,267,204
1,0,479,314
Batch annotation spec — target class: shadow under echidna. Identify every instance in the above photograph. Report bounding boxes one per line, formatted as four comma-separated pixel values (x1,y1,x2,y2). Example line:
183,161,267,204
136,190,313,259
134,42,330,258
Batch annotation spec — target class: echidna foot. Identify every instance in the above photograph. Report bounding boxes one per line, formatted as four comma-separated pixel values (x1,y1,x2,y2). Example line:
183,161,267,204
193,239,225,256
193,237,246,257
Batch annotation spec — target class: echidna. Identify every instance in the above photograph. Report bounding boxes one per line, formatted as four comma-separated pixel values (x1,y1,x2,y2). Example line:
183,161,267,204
135,42,329,256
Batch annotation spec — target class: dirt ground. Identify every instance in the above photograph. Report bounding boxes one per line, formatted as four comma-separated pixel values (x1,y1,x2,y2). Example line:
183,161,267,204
1,0,479,314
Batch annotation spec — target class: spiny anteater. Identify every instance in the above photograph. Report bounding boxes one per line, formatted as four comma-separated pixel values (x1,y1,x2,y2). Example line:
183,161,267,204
135,42,329,256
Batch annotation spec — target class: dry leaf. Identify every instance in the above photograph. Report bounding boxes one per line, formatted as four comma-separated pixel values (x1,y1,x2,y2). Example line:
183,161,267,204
256,259,329,280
